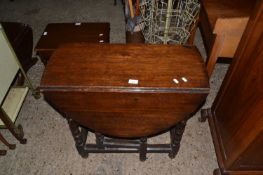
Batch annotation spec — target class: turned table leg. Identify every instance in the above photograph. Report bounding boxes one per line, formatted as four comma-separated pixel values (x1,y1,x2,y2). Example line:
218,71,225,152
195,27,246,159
139,137,147,161
169,120,187,158
68,118,89,158
95,133,104,149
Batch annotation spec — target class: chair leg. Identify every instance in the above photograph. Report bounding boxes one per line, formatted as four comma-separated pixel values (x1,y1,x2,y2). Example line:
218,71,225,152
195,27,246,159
0,109,27,144
0,131,16,149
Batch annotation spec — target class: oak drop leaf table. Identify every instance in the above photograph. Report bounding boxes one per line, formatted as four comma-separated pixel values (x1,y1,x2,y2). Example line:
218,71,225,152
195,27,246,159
40,43,209,161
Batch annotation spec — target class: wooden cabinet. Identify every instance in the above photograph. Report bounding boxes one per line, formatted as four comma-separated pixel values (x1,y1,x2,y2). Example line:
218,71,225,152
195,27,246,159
201,1,263,174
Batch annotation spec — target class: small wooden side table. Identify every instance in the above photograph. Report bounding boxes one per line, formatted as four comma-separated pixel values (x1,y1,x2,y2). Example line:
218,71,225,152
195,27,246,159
35,22,110,65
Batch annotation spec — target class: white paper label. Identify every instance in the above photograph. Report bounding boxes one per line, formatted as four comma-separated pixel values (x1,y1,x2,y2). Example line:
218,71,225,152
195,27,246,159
75,22,81,26
99,33,104,36
182,77,188,82
99,40,104,43
43,32,48,36
173,78,179,84
128,79,139,85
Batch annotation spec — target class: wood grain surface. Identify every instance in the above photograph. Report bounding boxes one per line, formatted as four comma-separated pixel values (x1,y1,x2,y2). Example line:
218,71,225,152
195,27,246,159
40,44,209,138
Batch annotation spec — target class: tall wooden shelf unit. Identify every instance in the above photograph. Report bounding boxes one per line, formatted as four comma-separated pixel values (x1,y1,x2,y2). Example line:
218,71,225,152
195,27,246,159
201,1,263,175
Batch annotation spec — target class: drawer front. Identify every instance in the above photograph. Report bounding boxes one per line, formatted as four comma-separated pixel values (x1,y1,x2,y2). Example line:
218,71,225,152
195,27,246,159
44,91,207,138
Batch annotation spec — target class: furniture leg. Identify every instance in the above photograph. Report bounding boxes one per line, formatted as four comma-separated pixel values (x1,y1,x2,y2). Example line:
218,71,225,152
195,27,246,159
66,119,190,160
199,108,211,122
139,137,147,161
0,131,16,149
67,118,89,158
0,109,27,144
169,120,187,158
80,126,88,145
213,168,222,175
32,87,41,100
95,132,104,149
187,18,199,45
0,150,7,156
206,34,225,77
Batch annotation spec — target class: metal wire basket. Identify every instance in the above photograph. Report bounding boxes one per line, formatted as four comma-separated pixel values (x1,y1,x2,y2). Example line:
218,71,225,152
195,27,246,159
139,0,200,44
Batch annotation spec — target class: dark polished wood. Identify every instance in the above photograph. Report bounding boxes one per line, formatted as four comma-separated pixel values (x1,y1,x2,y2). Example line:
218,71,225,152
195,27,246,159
40,43,209,159
35,23,110,65
201,1,263,174
199,0,256,77
40,43,209,138
1,22,37,72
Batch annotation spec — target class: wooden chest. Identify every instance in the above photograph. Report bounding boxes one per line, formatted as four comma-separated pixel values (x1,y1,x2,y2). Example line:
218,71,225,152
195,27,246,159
40,43,209,138
35,23,110,65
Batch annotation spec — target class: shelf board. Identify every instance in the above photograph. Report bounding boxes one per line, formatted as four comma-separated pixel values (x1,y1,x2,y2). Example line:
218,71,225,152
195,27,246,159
0,87,29,127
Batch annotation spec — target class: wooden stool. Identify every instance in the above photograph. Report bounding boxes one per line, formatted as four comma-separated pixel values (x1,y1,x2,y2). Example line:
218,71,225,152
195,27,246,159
35,22,110,65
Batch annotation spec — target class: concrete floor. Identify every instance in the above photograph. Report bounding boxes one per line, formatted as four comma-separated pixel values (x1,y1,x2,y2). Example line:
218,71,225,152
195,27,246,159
0,0,229,174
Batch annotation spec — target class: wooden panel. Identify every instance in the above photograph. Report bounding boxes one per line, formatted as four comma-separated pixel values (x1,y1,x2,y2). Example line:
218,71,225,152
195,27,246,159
208,1,263,173
44,91,206,138
201,0,255,29
35,23,110,50
214,17,249,58
199,3,215,55
40,44,209,138
40,44,209,91
235,133,263,170
199,0,256,77
0,24,19,104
